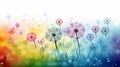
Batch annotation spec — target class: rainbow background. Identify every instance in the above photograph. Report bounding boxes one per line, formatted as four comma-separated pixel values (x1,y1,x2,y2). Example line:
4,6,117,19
0,15,120,67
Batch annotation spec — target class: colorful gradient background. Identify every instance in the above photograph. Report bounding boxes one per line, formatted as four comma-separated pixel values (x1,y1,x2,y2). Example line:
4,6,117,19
0,0,120,67
0,15,120,67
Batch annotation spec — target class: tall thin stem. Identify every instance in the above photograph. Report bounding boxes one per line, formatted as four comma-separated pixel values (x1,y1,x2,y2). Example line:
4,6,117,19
53,36,61,59
59,25,62,35
41,45,44,51
95,33,97,38
59,25,61,30
75,33,80,59
41,44,44,58
33,41,36,48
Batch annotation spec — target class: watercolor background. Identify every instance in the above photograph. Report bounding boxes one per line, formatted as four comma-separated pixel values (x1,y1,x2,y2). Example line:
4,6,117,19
0,0,120,67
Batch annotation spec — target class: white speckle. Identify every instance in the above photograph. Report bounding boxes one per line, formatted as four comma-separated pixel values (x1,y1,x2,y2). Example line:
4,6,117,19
107,60,110,62
87,59,90,62
115,64,117,66
1,62,3,64
68,60,72,63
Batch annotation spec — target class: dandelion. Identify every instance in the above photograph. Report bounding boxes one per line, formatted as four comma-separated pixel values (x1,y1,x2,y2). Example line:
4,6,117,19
38,37,45,54
91,26,100,37
66,22,85,59
56,18,63,34
38,38,44,50
56,18,63,26
86,33,97,58
101,27,109,36
27,32,37,48
38,38,44,45
103,17,111,25
46,27,62,58
86,33,94,43
8,27,15,34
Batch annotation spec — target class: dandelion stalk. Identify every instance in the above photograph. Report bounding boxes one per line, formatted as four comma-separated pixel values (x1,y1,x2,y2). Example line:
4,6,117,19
33,40,36,48
59,25,62,34
95,33,97,38
75,33,80,59
52,33,61,59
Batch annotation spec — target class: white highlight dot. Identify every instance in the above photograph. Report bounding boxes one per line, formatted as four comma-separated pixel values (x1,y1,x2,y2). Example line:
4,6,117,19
87,59,90,62
1,62,3,64
115,64,117,66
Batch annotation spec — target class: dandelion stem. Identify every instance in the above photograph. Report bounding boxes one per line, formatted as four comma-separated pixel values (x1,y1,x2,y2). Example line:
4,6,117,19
59,25,62,34
75,33,80,60
41,45,44,58
41,45,44,51
59,25,61,30
95,33,97,38
33,41,36,48
53,36,60,59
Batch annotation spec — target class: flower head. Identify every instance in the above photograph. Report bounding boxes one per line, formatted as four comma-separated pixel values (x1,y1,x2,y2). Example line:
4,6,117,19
27,32,36,41
56,18,63,25
15,23,20,28
8,27,15,34
46,27,61,41
91,26,100,33
66,22,85,38
86,33,94,41
101,27,109,36
37,38,44,45
90,44,97,50
103,17,111,25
